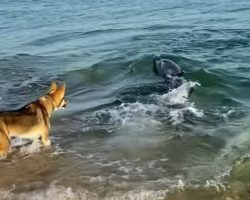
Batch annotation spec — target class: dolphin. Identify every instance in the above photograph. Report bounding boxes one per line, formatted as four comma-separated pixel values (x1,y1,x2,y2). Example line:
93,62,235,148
152,55,196,94
153,55,184,81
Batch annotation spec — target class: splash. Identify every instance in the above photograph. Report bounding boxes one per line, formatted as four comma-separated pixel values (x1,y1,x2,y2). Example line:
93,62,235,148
93,81,202,126
159,81,200,106
0,182,169,200
204,180,226,192
94,102,162,127
177,179,185,189
0,185,14,200
155,81,202,124
19,140,42,155
0,182,97,200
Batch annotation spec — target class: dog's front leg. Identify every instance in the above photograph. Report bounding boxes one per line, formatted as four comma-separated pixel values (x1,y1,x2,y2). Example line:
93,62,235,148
0,130,11,156
41,128,51,146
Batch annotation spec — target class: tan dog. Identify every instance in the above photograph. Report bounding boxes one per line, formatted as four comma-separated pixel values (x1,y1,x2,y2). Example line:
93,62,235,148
0,82,67,157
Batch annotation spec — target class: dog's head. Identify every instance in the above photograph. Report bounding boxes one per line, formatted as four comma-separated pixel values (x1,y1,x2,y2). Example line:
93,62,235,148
47,82,68,110
39,82,67,115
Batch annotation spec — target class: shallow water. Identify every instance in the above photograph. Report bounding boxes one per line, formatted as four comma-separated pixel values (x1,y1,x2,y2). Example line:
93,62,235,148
1,0,250,199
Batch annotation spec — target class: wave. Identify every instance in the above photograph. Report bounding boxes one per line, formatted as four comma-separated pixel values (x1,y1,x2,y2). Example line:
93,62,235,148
25,28,133,47
88,81,202,128
0,173,247,200
0,182,169,200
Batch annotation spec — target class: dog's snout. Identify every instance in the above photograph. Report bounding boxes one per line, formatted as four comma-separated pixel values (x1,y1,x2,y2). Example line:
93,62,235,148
62,99,68,108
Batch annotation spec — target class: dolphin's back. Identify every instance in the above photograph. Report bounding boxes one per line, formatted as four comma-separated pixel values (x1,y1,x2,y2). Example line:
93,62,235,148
153,56,183,79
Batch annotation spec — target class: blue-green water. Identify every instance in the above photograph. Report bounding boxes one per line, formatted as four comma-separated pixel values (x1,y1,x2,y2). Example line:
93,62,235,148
1,0,250,199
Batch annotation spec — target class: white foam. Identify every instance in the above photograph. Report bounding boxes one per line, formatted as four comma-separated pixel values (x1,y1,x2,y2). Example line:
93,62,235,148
106,190,168,200
99,160,121,167
169,103,204,124
50,144,65,157
159,158,169,162
0,182,98,200
0,178,230,200
0,182,170,200
89,176,107,183
177,179,185,189
219,125,250,162
169,109,184,125
209,107,239,122
11,138,31,147
0,185,15,200
11,138,65,157
186,105,204,117
160,81,200,106
118,166,144,174
95,102,162,128
204,180,226,192
94,81,202,126
164,82,202,124
19,140,42,155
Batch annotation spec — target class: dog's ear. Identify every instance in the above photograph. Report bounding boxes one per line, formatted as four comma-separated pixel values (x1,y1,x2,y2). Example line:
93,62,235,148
49,82,57,93
59,83,66,95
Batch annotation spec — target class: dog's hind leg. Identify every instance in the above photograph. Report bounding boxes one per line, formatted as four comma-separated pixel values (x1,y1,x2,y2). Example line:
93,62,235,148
0,130,11,157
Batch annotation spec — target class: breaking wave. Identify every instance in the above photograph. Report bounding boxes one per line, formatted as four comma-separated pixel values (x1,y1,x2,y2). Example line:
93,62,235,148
92,81,202,127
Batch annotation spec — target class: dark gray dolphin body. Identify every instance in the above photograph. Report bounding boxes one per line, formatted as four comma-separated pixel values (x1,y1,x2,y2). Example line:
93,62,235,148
153,55,195,94
153,55,184,80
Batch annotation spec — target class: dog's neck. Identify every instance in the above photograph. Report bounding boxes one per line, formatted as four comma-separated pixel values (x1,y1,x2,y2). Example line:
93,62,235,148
39,95,57,117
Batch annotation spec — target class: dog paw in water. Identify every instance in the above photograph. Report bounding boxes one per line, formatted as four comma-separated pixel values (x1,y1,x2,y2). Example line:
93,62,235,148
0,154,7,160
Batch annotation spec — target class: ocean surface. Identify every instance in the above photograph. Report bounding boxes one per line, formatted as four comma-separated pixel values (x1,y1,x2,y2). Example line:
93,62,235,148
1,0,250,199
